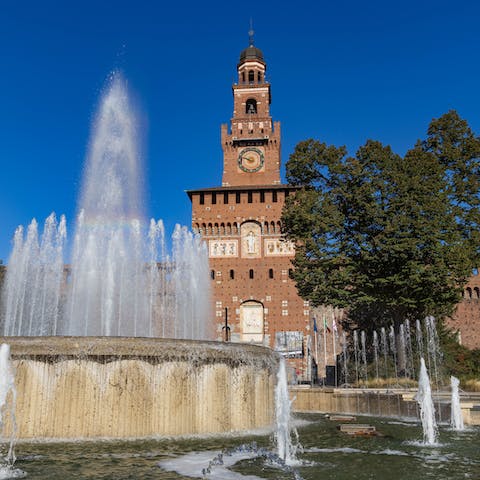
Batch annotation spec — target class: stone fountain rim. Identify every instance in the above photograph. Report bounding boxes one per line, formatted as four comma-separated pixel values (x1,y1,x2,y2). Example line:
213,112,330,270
0,336,279,369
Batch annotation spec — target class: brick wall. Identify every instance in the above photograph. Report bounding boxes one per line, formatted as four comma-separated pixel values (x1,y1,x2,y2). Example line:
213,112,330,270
447,274,480,349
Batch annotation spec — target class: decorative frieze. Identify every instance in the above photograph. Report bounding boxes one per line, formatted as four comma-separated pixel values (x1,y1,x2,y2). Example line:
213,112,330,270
209,240,238,257
264,239,295,256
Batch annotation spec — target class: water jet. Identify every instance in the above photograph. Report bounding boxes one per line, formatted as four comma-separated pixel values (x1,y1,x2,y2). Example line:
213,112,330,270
450,376,464,431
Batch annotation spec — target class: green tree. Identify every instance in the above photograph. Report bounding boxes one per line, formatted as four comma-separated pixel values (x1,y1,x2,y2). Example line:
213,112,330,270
283,111,480,338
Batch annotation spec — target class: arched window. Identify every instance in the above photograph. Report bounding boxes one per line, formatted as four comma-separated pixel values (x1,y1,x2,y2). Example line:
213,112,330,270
246,98,257,114
288,268,294,279
249,269,254,279
241,72,245,83
467,287,472,299
475,287,480,299
230,269,235,280
269,268,274,279
210,270,215,280
248,70,254,83
257,71,262,82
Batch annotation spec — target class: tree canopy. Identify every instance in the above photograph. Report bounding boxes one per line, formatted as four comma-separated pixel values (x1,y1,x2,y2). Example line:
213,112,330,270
282,111,480,331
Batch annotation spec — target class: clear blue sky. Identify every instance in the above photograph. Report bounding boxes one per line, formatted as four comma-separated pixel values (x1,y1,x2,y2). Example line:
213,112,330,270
1,0,480,262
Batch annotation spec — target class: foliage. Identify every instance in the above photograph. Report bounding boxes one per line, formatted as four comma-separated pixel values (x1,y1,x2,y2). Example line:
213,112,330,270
283,111,480,333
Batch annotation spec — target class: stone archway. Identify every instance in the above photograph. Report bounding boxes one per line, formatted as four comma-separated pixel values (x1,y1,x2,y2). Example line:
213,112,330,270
239,301,264,343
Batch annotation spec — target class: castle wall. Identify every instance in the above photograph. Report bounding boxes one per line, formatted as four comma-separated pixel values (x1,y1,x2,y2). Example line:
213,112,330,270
448,274,480,349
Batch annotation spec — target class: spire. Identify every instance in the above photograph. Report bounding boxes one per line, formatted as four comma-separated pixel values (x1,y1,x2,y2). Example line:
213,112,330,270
248,18,254,46
239,21,265,66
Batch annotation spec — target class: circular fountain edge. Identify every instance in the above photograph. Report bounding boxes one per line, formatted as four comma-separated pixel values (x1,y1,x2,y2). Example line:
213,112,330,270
0,337,279,439
0,336,278,370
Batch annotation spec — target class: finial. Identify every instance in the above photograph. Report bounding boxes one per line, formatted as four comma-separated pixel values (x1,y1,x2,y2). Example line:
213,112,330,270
248,18,254,46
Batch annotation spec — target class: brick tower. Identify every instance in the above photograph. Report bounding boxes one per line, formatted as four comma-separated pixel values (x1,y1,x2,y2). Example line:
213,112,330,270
187,34,311,378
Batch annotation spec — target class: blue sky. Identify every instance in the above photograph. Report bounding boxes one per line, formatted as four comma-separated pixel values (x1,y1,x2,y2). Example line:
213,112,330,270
1,1,480,262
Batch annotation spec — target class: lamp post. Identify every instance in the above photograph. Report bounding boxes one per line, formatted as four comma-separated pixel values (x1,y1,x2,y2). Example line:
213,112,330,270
222,307,230,341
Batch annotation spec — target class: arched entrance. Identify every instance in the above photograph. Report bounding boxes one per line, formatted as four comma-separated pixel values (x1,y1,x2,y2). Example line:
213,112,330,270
239,300,264,343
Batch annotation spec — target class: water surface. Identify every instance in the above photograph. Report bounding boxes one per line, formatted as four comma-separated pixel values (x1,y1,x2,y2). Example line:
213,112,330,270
9,414,480,479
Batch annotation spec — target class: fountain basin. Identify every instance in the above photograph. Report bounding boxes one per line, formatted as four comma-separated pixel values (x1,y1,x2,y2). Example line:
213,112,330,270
1,337,278,440
290,386,480,426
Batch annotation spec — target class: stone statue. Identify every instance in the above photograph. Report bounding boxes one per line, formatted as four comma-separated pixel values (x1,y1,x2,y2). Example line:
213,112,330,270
246,231,256,254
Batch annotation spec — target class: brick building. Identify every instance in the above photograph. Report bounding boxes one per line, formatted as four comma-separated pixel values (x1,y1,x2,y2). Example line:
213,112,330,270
187,36,311,378
449,276,480,350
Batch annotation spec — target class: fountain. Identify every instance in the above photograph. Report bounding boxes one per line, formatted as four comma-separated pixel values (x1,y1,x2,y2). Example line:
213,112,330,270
450,376,464,431
0,344,24,478
0,74,279,440
404,319,415,379
372,330,380,382
381,326,388,380
416,357,438,445
274,357,299,464
341,331,349,385
353,330,360,385
158,355,302,478
360,330,368,385
389,325,399,383
1,76,209,340
1,337,277,439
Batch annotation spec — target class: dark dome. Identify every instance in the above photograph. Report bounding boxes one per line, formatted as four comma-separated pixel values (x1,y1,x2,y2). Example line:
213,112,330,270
239,44,265,64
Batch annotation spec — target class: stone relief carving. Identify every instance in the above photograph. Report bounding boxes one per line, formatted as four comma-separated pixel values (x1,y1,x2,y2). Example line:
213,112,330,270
264,239,295,256
209,240,238,258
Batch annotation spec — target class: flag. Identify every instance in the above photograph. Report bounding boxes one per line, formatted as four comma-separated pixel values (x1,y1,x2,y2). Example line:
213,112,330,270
332,318,338,336
323,315,331,333
313,317,318,333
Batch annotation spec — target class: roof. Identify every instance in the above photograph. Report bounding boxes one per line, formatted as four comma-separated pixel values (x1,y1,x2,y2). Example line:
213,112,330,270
186,184,300,200
239,44,265,64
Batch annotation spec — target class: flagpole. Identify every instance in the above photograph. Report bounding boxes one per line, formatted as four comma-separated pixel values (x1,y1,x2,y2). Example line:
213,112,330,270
332,314,337,387
313,317,319,384
323,315,327,382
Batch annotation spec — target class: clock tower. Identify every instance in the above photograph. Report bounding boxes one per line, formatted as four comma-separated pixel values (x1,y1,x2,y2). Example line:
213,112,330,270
187,33,311,381
221,31,281,187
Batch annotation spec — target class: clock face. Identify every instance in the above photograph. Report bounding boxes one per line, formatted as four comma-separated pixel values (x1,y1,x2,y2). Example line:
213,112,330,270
238,147,265,173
